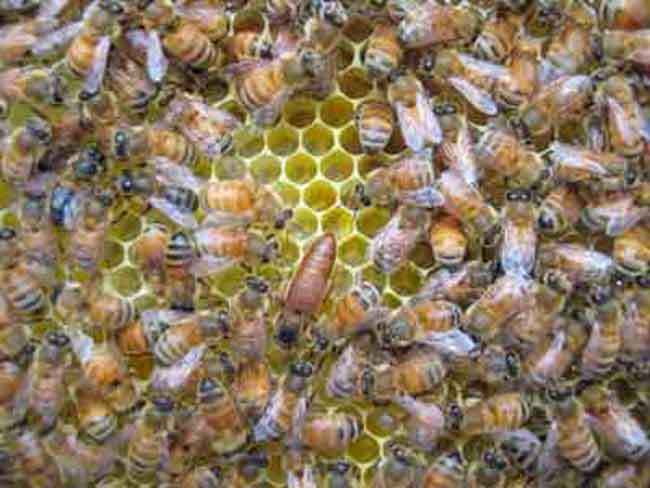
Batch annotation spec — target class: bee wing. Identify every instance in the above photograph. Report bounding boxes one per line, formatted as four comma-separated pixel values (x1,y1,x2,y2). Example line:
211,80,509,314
31,20,82,56
152,157,203,190
141,309,191,330
82,35,111,97
190,255,237,277
395,98,439,151
548,142,609,176
36,0,70,19
202,210,253,228
442,123,479,186
222,59,271,79
67,328,95,365
149,196,199,230
418,328,479,359
288,395,308,447
150,344,206,391
399,185,445,208
605,206,648,237
146,30,168,84
448,76,498,116
607,97,639,148
628,48,650,69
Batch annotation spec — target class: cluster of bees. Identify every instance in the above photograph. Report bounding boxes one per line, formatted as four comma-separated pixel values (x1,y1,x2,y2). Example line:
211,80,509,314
2,0,650,486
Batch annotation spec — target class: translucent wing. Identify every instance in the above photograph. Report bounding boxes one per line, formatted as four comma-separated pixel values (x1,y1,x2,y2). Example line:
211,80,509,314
141,309,191,330
82,35,110,97
449,76,498,116
152,157,203,190
605,206,648,237
419,328,480,358
67,328,95,365
36,0,70,19
150,344,206,391
222,58,271,79
416,89,442,144
442,122,478,186
149,196,199,230
146,30,168,84
399,185,445,208
31,20,82,56
549,142,609,176
190,255,237,277
458,53,510,80
202,210,253,228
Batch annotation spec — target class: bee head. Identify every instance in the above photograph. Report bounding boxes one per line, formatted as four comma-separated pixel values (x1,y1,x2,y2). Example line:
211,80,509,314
45,330,70,349
198,377,224,402
113,129,131,160
321,0,348,27
290,360,313,378
588,285,612,306
483,450,508,471
446,403,463,431
152,395,175,413
330,461,350,475
378,317,413,348
25,117,52,144
505,351,521,379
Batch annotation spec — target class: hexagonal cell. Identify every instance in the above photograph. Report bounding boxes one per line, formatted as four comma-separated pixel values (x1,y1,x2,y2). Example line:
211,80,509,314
134,293,158,312
0,181,14,209
343,16,373,43
203,77,230,104
280,236,301,265
383,292,403,308
283,96,317,128
366,405,402,438
303,123,334,156
111,266,142,297
357,206,391,238
339,124,362,155
336,41,355,71
389,263,422,296
340,235,369,267
320,96,354,128
267,125,299,156
233,9,265,32
358,154,389,178
110,213,141,242
287,207,318,240
303,180,337,211
214,266,247,296
321,150,353,182
338,68,372,99
273,181,301,207
102,240,124,270
321,207,354,238
285,153,317,184
348,434,380,464
330,265,353,298
250,155,281,184
362,264,387,292
235,129,265,158
215,156,248,180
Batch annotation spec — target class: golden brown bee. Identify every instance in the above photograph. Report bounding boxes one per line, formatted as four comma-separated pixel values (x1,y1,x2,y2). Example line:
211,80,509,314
600,0,650,29
106,52,158,119
164,231,196,310
355,101,395,154
422,451,466,488
581,292,623,380
0,67,64,108
133,223,168,287
414,260,494,307
233,359,272,420
224,31,273,64
398,2,481,48
539,22,599,82
301,412,361,455
460,392,530,436
1,117,52,185
363,351,447,402
73,382,117,443
2,263,48,319
80,89,121,129
582,192,648,237
253,360,312,442
474,13,518,62
326,343,366,400
372,206,429,273
20,186,59,267
116,309,184,356
428,215,467,267
127,397,174,484
395,395,445,451
108,124,197,167
323,281,383,340
602,29,650,70
536,242,615,287
456,344,521,391
0,360,25,430
500,189,537,276
371,443,421,488
175,1,230,42
364,23,403,78
285,233,336,315
496,429,541,475
364,153,435,207
536,185,583,236
582,386,650,461
68,197,110,275
15,429,61,487
475,124,546,188
88,292,135,333
519,75,594,138
464,274,534,341
614,224,650,277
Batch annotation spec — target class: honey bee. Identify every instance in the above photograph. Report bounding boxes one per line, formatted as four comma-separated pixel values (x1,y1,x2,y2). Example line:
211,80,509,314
581,291,623,381
364,23,403,78
362,350,447,402
174,1,230,42
496,429,541,475
150,343,206,399
301,412,362,455
0,360,26,430
539,22,599,83
460,392,530,436
474,13,518,63
464,274,535,341
372,206,429,273
602,29,650,71
536,185,583,236
66,0,124,97
133,223,168,288
233,359,272,420
428,216,467,267
2,263,48,319
581,386,650,461
600,0,650,29
224,31,273,64
73,381,117,443
68,195,110,275
325,343,366,400
1,117,52,185
536,242,615,287
253,360,313,442
88,292,135,334
371,443,422,488
394,395,445,451
322,280,383,341
597,463,650,488
288,464,317,488
387,74,441,151
414,260,494,307
457,344,521,391
105,51,158,119
620,278,650,361
26,331,70,434
475,123,546,188
164,231,196,310
127,397,174,484
582,192,648,237
397,2,481,48
20,182,57,267
355,101,395,154
179,466,223,488
500,189,537,276
614,224,650,276
15,429,62,487
549,141,640,191
422,451,466,488
0,67,65,108
518,75,594,138
1,13,65,65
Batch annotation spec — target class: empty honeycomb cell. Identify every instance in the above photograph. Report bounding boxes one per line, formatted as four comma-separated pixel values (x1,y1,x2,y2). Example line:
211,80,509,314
267,124,299,156
110,266,142,297
356,206,391,238
2,212,18,228
366,406,402,438
362,264,387,292
235,129,265,158
203,76,230,104
358,154,389,178
338,68,372,99
273,181,301,207
383,292,402,308
128,355,155,381
321,207,354,238
215,266,247,296
218,99,248,124
339,124,362,155
330,266,353,298
283,96,317,128
609,378,638,407
304,180,337,211
194,157,213,180
250,155,281,184
134,293,158,312
281,236,301,265
320,96,354,128
266,455,285,485
336,41,355,70
303,123,334,156
285,153,317,184
0,181,14,209
233,9,265,32
110,213,142,242
321,150,353,182
384,126,407,154
390,264,422,296
339,235,369,267
288,207,319,240
102,240,124,270
215,155,248,180
343,16,373,43
409,241,435,269
348,434,380,464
